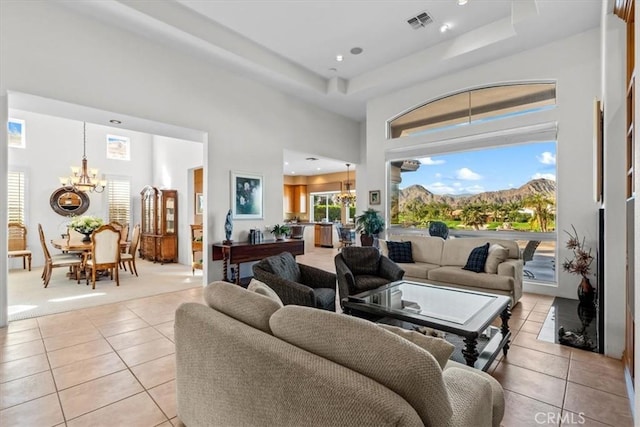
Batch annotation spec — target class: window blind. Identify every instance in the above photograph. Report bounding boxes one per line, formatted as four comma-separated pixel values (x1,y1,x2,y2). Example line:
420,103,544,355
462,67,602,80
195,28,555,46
108,178,131,226
8,171,25,224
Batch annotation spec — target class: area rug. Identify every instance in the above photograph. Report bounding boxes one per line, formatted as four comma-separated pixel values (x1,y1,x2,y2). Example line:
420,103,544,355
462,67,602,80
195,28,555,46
7,259,204,321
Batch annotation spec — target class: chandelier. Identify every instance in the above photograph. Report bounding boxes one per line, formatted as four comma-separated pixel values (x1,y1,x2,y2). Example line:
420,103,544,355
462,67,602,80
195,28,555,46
334,163,356,206
59,122,106,193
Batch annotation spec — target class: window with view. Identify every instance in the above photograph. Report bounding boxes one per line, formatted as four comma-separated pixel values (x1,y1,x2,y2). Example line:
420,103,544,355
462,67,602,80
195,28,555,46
310,192,356,223
389,142,557,283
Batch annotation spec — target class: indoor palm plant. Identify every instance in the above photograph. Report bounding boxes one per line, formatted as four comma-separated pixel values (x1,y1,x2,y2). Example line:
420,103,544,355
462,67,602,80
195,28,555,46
562,225,595,305
270,224,291,241
355,208,385,246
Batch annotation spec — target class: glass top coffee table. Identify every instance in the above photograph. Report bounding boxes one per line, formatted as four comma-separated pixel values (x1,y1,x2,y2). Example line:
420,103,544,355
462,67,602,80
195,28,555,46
342,280,511,371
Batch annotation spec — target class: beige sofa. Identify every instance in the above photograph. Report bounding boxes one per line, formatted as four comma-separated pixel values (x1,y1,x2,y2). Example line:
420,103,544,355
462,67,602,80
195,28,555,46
175,281,505,427
381,235,523,306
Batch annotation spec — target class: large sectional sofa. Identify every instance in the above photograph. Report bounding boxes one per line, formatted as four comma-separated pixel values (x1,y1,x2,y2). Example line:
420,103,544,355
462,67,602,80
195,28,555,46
175,281,505,427
381,234,523,306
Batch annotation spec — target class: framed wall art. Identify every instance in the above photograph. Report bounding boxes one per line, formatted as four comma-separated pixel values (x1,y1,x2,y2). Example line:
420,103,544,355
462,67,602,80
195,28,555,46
106,134,131,160
7,118,25,148
195,193,204,215
231,171,263,219
369,190,381,205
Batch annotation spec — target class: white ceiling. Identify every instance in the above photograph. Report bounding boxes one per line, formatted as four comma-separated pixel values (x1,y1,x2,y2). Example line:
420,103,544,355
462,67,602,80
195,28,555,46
51,0,606,175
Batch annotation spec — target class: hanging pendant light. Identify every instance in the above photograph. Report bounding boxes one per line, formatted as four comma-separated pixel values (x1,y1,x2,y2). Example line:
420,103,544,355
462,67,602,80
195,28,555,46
59,122,106,193
334,163,356,206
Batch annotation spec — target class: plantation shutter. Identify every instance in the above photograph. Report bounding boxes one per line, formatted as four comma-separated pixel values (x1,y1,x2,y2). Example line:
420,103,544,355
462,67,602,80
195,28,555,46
7,171,25,224
108,178,131,226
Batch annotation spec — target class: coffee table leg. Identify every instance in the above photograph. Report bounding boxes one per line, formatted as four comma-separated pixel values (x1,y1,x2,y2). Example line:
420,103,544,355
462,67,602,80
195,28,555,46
462,335,479,367
500,307,511,356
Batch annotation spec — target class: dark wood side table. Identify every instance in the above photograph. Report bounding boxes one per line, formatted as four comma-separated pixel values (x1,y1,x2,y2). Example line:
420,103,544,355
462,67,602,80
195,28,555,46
212,239,304,285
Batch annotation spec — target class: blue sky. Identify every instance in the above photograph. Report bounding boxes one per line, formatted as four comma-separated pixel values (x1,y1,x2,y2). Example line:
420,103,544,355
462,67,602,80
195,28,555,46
398,141,557,195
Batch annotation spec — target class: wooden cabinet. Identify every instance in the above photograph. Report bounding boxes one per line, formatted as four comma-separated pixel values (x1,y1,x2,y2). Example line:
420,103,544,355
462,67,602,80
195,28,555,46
284,184,307,213
314,223,333,248
190,224,203,274
140,185,178,263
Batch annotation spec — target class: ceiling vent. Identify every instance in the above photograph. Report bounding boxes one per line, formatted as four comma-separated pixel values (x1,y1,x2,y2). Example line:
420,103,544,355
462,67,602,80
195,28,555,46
407,12,433,29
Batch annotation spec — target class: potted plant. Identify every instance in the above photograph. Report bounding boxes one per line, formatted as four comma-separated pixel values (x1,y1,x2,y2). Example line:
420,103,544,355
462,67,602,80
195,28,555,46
562,225,595,305
355,208,385,246
270,224,291,241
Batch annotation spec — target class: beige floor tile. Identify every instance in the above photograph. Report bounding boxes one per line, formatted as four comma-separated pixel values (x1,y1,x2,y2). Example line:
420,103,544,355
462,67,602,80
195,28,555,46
131,354,176,389
513,331,572,358
0,371,56,410
560,411,613,427
66,391,167,427
0,353,49,383
1,318,39,335
567,359,627,397
154,321,175,341
37,314,92,338
43,326,102,352
134,310,176,326
491,362,566,407
87,308,139,326
527,310,549,323
58,370,143,420
570,350,624,370
117,337,175,367
0,393,64,427
563,382,633,426
96,317,150,337
0,339,46,363
0,328,42,346
501,390,561,426
502,345,569,379
148,379,177,419
52,352,127,390
47,338,113,369
106,326,163,350
171,416,186,426
520,320,543,334
157,421,173,427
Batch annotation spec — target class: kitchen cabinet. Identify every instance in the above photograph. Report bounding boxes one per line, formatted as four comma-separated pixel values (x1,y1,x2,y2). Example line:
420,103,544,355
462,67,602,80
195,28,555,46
284,184,307,213
314,223,333,248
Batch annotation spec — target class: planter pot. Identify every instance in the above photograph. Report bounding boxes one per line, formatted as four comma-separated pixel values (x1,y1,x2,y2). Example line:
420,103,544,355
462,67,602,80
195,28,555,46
81,232,92,242
274,234,284,241
360,234,374,247
577,276,595,305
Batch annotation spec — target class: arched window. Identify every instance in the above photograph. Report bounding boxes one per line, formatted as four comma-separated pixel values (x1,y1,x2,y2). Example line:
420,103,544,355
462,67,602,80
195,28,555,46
388,82,556,139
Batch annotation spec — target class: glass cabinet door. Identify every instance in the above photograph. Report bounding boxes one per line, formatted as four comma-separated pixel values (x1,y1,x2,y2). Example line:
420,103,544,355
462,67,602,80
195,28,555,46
166,197,175,234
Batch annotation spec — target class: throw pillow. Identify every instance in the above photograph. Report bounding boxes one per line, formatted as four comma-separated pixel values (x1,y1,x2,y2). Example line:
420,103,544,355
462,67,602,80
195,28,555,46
265,252,301,283
247,278,284,307
462,242,490,273
378,324,454,369
484,244,509,274
386,241,414,263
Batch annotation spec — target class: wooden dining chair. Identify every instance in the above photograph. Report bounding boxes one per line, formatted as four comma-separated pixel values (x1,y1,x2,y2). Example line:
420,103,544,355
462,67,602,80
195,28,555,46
8,222,32,271
120,224,141,276
38,224,82,287
85,224,121,289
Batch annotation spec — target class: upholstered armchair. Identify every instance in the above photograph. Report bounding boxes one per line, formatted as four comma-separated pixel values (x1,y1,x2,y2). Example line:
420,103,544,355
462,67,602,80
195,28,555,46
334,246,405,306
252,252,337,311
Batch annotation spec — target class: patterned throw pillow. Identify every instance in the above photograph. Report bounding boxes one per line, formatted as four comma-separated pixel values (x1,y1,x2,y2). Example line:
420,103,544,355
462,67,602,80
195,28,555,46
386,241,414,263
462,242,490,273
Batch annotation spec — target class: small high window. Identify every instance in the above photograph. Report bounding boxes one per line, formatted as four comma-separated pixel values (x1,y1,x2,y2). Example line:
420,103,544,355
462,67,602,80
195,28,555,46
389,82,556,139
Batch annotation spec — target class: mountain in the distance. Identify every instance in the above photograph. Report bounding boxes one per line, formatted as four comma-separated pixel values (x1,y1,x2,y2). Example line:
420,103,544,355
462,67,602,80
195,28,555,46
398,178,556,210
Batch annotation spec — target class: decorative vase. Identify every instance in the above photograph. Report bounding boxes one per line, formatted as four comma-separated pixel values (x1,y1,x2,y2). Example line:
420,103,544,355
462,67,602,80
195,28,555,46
81,232,92,242
360,234,374,247
577,276,595,305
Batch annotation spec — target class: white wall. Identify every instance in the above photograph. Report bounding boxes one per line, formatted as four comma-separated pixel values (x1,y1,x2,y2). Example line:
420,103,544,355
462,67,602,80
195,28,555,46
365,29,618,353
7,110,155,268
0,0,361,324
152,135,203,265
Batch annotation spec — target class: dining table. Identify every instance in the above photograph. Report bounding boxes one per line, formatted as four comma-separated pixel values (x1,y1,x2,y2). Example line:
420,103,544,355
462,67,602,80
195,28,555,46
51,238,128,253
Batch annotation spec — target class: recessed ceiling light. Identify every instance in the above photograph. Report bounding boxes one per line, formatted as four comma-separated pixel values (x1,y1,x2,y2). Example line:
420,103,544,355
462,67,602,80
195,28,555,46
350,47,363,55
329,67,337,72
457,0,468,5
440,23,450,33
305,157,318,161
336,55,343,62
291,171,296,174
316,167,321,171
284,161,289,165
109,119,122,124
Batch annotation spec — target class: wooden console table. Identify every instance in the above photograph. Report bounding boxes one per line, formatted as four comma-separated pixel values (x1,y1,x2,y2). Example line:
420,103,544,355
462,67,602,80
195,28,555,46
212,239,305,285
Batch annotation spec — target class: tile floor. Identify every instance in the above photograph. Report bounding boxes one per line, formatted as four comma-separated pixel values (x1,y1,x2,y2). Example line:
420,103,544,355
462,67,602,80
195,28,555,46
0,248,634,426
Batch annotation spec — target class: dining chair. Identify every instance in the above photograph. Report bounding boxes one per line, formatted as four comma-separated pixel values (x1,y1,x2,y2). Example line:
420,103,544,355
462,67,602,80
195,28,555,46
85,224,121,289
120,224,141,276
38,224,82,287
8,222,32,271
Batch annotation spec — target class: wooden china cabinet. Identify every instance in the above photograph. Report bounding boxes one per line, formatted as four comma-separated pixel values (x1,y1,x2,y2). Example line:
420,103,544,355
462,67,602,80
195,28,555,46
140,185,178,264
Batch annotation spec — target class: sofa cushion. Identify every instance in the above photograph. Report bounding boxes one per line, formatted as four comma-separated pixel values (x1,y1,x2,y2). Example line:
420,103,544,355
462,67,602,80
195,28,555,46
485,244,509,274
341,247,380,275
386,241,414,263
313,287,336,311
428,267,514,292
396,262,440,279
204,281,281,333
462,243,490,273
378,324,454,369
247,278,284,307
270,306,454,426
397,235,444,264
265,252,301,283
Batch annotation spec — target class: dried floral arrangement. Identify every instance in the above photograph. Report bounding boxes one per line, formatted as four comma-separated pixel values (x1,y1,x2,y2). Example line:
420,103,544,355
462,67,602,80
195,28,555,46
561,225,594,278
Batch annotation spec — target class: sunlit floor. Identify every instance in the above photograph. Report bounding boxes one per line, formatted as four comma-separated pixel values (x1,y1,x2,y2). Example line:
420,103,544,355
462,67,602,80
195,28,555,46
0,247,633,426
